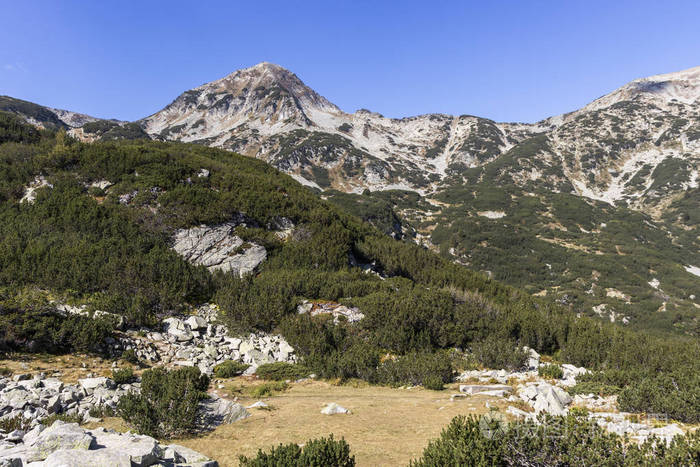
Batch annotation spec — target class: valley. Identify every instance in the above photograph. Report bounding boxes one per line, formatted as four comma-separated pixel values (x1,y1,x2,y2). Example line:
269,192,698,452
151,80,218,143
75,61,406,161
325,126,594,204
0,64,699,465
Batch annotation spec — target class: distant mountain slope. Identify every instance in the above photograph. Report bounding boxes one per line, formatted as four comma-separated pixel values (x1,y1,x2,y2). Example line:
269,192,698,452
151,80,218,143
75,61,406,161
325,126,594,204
0,95,102,130
140,62,541,191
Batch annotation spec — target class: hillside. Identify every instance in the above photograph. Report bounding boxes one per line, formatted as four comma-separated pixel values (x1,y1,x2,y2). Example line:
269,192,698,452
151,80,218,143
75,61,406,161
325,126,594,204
133,63,700,336
4,65,700,337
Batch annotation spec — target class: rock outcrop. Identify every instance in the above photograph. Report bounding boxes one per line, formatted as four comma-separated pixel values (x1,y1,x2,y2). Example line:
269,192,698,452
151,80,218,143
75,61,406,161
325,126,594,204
106,304,297,375
173,222,266,276
0,420,217,466
296,300,364,323
0,373,136,425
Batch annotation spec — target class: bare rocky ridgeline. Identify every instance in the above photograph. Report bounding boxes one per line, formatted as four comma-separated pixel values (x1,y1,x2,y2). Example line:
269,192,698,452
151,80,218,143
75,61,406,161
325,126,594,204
138,63,700,207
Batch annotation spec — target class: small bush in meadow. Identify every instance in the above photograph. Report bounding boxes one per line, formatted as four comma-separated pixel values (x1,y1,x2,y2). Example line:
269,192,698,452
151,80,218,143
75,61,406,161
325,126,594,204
213,360,250,378
255,362,310,381
239,434,355,467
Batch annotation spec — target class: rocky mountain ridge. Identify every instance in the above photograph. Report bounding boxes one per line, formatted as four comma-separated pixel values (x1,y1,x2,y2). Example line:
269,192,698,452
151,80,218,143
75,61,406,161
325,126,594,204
138,63,700,209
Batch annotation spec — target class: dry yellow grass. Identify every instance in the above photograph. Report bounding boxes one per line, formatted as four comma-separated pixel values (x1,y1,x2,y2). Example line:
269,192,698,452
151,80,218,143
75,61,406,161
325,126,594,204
2,355,508,466
172,379,502,467
0,353,124,383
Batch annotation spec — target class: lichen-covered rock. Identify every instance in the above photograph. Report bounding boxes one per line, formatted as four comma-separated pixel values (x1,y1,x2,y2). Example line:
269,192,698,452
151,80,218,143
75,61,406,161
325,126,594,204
0,421,216,466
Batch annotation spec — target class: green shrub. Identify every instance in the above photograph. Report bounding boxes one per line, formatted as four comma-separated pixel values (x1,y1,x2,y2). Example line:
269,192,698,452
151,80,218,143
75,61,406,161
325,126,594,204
117,367,210,438
0,308,113,354
0,415,33,432
111,367,135,385
40,413,83,426
213,360,250,378
121,349,138,364
374,351,453,388
255,362,310,381
88,405,115,418
568,381,621,397
411,414,700,466
249,381,289,398
617,372,700,423
471,337,528,370
423,375,445,391
538,364,564,379
0,366,12,376
239,434,355,467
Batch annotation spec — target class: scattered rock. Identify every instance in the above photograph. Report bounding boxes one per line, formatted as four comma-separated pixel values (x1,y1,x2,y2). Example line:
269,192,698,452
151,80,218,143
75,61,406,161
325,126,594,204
321,403,350,415
459,384,513,397
245,401,269,409
108,304,296,376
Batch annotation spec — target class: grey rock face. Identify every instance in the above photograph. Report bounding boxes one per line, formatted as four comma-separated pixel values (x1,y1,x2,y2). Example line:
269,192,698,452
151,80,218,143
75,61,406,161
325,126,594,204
43,448,132,467
88,428,160,466
172,223,266,276
198,396,250,429
0,421,217,466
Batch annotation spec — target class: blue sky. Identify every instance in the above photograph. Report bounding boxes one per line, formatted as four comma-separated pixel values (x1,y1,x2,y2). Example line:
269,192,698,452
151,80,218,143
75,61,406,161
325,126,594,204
1,1,698,122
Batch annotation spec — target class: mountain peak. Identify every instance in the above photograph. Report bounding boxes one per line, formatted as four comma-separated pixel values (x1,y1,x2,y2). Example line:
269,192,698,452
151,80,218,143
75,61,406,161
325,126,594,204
583,65,700,112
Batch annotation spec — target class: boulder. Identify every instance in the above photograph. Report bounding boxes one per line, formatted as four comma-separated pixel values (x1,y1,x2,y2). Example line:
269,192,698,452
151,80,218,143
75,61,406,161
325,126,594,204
185,316,208,331
519,383,572,416
78,377,115,392
163,444,216,465
459,385,513,396
27,421,93,461
43,448,131,467
88,428,160,466
245,401,269,409
321,403,350,415
523,346,540,370
198,397,250,429
162,318,193,342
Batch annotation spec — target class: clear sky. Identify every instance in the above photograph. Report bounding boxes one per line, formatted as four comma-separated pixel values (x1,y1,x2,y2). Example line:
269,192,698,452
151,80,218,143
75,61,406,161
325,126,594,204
1,1,698,123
